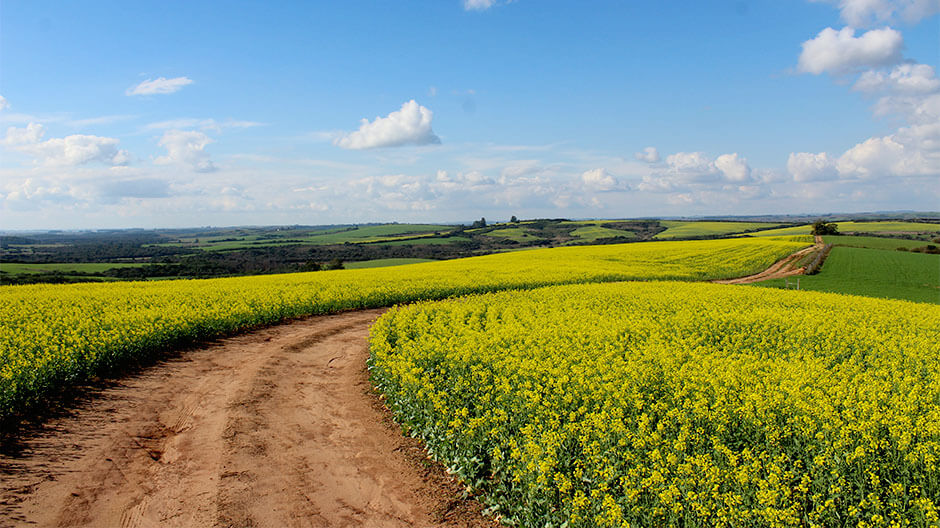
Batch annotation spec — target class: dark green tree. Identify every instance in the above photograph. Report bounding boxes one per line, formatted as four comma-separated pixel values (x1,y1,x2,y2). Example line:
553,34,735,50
811,220,839,235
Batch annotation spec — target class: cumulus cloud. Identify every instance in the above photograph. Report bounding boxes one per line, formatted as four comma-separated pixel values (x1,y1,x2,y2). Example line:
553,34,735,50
0,95,8,111
126,76,194,96
787,152,839,181
837,121,939,178
714,153,752,182
634,146,660,163
2,123,129,166
852,63,940,124
581,168,619,191
798,27,903,74
335,100,440,150
812,0,940,26
637,152,755,193
790,18,940,184
854,63,940,124
665,152,719,180
855,63,940,94
155,130,217,172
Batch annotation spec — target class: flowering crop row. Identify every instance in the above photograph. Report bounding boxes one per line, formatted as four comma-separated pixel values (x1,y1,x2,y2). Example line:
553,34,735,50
370,282,940,528
0,237,805,420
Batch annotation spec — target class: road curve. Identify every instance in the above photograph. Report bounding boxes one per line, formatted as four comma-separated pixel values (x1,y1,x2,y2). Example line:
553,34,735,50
0,309,495,528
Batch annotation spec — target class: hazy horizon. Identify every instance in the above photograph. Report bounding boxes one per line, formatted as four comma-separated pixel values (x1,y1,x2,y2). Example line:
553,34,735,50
2,1,938,230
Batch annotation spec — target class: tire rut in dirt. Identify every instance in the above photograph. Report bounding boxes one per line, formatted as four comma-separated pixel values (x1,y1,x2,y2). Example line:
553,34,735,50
1,309,496,528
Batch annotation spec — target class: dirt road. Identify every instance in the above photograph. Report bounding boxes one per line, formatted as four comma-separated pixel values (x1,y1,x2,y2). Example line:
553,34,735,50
714,235,824,285
0,309,494,528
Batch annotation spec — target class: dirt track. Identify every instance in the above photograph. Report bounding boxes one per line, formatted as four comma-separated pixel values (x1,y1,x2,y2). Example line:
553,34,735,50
0,309,495,528
714,235,824,285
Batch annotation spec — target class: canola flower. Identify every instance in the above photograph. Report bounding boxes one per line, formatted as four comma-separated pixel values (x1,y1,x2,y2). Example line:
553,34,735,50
369,282,940,528
0,237,805,420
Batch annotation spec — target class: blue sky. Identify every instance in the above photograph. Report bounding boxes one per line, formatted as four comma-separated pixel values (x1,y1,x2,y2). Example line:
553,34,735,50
1,0,938,229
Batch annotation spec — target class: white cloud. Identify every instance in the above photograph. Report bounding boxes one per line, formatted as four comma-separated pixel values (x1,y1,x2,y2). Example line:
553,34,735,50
463,0,496,11
0,95,8,111
787,152,839,181
798,27,903,74
634,146,661,163
2,123,129,167
812,0,940,26
714,153,752,182
852,63,940,124
434,169,495,189
837,121,939,177
855,63,940,94
664,152,722,182
335,100,441,150
155,129,217,172
636,151,755,194
581,168,619,191
126,76,194,96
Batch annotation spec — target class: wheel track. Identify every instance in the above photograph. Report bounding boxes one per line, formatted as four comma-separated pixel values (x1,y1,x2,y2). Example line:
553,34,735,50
1,309,495,528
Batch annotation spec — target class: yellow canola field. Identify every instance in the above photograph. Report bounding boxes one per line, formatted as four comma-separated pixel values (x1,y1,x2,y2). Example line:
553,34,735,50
0,237,805,419
370,282,940,528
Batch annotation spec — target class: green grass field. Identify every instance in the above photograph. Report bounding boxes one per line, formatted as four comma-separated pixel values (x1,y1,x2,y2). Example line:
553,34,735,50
837,221,940,233
567,225,636,242
342,258,436,269
755,246,940,304
822,235,928,250
754,221,940,238
480,227,533,242
0,262,145,275
654,221,782,239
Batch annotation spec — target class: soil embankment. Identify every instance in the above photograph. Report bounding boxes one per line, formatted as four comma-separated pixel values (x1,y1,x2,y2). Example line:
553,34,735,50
0,309,494,528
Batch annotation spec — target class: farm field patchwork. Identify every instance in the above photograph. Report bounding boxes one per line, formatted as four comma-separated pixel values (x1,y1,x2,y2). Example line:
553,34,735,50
152,224,457,250
0,237,807,420
370,282,940,528
756,246,940,304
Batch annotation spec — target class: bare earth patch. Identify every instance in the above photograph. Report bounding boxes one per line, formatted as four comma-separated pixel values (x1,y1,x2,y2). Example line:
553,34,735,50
0,309,496,528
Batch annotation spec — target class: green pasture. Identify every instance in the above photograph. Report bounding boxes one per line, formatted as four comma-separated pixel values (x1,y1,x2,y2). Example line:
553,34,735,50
655,221,782,239
755,246,940,304
837,221,940,233
822,235,927,250
568,225,636,242
754,221,940,238
482,227,534,242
